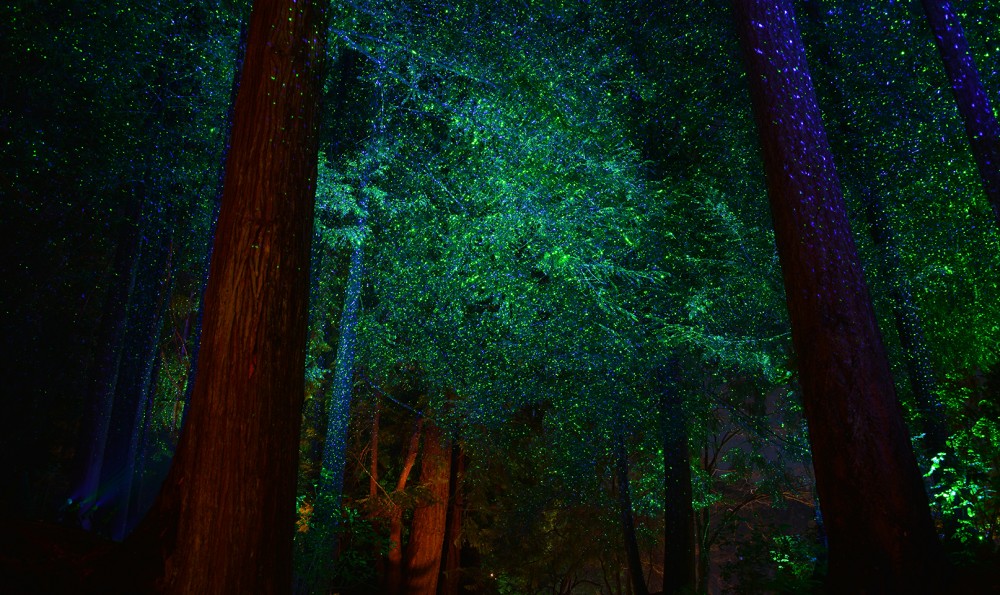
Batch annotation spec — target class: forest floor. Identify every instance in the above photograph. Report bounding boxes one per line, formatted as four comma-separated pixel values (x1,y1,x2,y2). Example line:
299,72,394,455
2,517,999,594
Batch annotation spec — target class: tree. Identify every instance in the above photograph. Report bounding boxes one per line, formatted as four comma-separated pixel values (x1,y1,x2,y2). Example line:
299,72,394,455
120,0,330,591
920,0,1000,227
657,362,695,595
732,0,942,591
403,420,452,595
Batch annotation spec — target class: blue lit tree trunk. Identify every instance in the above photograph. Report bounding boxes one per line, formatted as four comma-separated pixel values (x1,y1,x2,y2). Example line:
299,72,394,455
733,0,943,591
305,193,367,591
861,186,948,460
101,213,173,541
920,0,1000,227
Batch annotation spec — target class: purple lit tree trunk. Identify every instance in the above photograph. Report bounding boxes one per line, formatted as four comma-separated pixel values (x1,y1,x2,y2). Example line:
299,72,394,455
920,0,1000,227
733,0,942,591
799,0,948,464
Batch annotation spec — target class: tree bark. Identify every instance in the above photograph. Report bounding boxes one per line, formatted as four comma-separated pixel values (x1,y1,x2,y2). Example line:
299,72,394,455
616,429,649,595
732,0,943,591
384,418,423,595
861,186,948,460
657,364,695,595
403,421,451,595
437,442,465,595
920,0,1000,227
799,0,949,464
304,183,368,591
121,0,328,592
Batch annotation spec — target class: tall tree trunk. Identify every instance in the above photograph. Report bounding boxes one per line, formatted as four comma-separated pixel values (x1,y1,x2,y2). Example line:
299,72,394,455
861,186,948,460
385,418,424,595
798,0,948,464
616,429,649,595
304,189,368,591
370,406,381,499
657,364,695,595
437,442,465,595
920,0,1000,227
403,421,451,595
118,0,329,591
732,1,942,591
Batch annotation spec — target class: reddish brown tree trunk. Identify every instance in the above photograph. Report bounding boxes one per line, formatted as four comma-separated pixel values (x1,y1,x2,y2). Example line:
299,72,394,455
370,407,380,499
403,422,451,595
121,0,328,592
437,443,465,595
384,418,423,595
920,0,1000,227
732,0,942,591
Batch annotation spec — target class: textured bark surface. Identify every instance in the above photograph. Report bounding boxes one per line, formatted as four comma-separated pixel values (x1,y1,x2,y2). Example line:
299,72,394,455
921,0,1000,226
798,0,948,465
124,0,328,592
403,422,451,595
384,419,423,595
733,0,942,591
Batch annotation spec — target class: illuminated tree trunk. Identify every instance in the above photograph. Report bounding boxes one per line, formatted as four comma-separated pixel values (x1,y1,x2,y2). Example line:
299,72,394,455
920,0,1000,226
304,193,367,590
615,428,649,595
122,0,328,591
437,442,465,595
733,0,942,591
384,418,423,594
658,364,695,595
799,0,949,464
403,421,451,595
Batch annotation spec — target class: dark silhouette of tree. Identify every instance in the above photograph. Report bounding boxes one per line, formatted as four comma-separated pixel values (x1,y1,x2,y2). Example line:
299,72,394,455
658,363,695,595
121,0,330,591
732,0,943,591
920,0,1000,227
615,427,649,595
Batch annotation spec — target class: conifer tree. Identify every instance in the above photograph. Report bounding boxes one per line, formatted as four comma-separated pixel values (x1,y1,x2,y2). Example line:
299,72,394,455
732,0,942,590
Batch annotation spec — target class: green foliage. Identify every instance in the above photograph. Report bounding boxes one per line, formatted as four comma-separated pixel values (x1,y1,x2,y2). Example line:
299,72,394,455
725,525,825,594
927,369,1000,547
